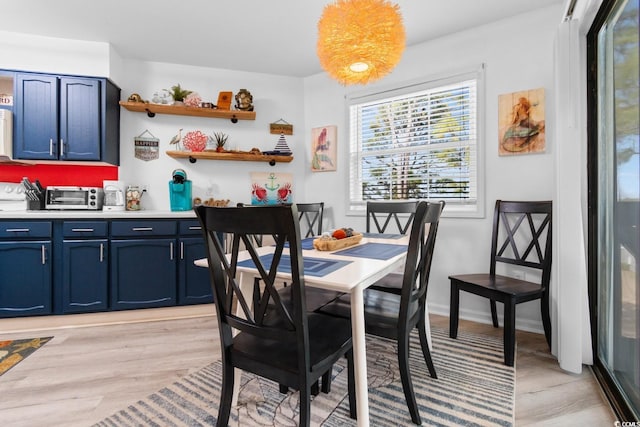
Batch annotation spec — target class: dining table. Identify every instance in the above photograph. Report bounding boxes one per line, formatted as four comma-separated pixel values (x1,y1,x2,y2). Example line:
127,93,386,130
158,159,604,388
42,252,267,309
195,232,429,427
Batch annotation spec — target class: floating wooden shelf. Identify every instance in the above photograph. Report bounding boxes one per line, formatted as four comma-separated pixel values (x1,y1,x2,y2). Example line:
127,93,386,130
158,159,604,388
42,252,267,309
166,150,293,165
119,101,256,122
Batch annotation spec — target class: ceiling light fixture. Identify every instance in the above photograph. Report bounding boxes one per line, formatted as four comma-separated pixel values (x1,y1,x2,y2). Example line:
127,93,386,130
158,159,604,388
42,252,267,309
317,0,406,85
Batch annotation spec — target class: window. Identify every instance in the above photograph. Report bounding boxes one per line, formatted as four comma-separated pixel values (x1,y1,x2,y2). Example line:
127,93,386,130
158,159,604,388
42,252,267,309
348,66,484,217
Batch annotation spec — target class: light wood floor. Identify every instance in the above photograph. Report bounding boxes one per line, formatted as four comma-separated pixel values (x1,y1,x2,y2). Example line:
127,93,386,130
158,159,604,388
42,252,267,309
0,306,616,426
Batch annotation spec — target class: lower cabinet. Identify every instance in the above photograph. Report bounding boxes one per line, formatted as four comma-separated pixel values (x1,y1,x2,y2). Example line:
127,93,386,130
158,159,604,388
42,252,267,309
178,219,213,304
61,221,108,313
0,221,53,317
0,217,211,317
110,220,177,310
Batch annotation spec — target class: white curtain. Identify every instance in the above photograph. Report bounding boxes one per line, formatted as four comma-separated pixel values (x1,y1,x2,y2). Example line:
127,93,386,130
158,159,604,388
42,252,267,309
552,17,593,373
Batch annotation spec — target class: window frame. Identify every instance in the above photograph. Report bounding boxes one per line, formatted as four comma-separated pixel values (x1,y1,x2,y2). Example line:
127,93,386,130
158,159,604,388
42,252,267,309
345,65,485,218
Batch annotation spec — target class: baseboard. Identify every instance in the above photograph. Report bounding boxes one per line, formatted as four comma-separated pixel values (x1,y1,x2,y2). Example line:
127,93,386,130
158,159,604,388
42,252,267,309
0,304,215,334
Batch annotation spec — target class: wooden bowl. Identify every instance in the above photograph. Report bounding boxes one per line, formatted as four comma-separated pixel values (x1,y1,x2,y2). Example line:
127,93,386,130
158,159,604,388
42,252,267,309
313,233,363,251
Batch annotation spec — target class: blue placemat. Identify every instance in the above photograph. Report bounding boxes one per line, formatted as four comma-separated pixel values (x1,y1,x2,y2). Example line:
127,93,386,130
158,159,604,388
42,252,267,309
283,237,315,250
332,242,407,260
362,232,405,239
237,254,351,277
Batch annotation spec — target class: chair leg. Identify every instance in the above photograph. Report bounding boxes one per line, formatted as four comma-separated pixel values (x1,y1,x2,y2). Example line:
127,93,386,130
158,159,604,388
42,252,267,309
321,367,332,393
216,358,235,427
449,282,460,339
503,299,516,367
311,381,319,396
418,316,437,379
490,300,499,327
299,384,311,427
398,331,421,425
347,349,357,420
541,291,552,349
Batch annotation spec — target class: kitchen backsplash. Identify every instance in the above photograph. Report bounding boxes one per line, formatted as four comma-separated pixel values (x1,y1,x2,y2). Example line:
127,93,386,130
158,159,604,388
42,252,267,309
0,164,118,187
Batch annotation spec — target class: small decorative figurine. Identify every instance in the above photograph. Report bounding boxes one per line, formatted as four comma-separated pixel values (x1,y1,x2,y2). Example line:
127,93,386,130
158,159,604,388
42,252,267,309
234,89,254,111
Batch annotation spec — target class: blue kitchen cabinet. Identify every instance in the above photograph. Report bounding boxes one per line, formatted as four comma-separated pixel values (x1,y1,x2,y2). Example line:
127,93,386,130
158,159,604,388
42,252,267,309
110,220,178,310
178,220,213,305
13,71,120,164
0,221,53,317
61,221,109,313
14,73,58,160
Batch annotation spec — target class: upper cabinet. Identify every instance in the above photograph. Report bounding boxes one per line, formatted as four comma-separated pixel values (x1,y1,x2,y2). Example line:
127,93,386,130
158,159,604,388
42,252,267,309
13,72,121,165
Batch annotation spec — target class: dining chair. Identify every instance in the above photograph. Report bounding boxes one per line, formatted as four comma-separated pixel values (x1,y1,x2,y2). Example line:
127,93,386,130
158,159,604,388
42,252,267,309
195,204,356,426
318,200,444,425
296,202,324,238
366,200,419,295
448,200,552,366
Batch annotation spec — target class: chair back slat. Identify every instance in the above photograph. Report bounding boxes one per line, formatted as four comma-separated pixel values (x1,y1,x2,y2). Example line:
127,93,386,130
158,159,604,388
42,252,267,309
399,201,445,322
196,204,308,344
366,201,419,234
490,200,552,282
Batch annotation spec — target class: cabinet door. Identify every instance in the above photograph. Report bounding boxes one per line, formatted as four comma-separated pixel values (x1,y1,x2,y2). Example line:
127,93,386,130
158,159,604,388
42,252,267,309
178,237,213,305
62,239,108,313
0,241,52,317
59,77,101,160
14,74,58,160
110,239,177,309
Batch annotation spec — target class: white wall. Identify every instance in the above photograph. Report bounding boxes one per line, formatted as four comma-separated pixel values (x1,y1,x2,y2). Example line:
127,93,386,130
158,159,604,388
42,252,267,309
0,31,110,77
303,4,564,332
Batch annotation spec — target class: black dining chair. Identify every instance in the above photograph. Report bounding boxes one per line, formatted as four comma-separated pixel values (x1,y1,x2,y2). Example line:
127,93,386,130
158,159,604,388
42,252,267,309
296,202,324,238
449,200,553,366
366,200,419,295
318,200,444,425
195,204,356,426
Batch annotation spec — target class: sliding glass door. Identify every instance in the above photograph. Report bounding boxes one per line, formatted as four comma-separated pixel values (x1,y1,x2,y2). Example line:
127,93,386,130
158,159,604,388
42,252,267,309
588,0,639,420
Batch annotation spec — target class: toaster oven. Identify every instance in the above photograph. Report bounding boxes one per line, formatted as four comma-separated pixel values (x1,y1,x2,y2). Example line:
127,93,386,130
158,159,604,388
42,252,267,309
45,186,104,210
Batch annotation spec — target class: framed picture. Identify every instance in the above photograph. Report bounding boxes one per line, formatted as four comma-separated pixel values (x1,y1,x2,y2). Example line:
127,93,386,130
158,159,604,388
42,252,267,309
311,125,337,171
250,172,293,205
498,88,546,155
217,91,232,110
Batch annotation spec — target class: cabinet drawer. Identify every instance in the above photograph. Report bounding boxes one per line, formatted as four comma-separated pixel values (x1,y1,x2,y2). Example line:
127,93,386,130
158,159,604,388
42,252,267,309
0,221,52,238
63,221,108,238
179,220,203,235
111,220,176,237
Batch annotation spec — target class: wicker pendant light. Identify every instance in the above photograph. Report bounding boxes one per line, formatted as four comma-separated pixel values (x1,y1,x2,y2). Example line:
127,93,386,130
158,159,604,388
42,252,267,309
317,0,406,85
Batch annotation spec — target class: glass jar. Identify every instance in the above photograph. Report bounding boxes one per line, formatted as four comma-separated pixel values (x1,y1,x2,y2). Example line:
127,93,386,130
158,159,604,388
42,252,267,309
126,185,142,211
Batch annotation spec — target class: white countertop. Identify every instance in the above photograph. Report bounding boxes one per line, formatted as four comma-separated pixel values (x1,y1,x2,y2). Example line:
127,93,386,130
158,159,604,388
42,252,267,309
0,209,197,219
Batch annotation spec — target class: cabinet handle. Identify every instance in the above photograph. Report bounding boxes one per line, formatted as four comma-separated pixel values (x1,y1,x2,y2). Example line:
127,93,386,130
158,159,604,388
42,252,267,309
99,243,104,262
71,228,95,232
5,228,30,232
131,227,153,232
60,138,65,156
180,241,184,259
188,226,202,230
170,242,174,260
41,245,46,265
49,138,54,156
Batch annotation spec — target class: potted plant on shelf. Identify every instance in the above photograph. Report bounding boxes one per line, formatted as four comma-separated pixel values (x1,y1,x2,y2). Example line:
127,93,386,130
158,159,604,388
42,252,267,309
167,84,192,106
213,132,229,152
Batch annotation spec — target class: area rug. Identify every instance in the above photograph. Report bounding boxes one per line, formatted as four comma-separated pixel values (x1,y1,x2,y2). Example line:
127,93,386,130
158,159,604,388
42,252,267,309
95,328,515,426
0,337,52,377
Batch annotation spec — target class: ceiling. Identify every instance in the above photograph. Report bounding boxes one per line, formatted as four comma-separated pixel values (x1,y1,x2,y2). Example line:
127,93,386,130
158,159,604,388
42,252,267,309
3,0,565,78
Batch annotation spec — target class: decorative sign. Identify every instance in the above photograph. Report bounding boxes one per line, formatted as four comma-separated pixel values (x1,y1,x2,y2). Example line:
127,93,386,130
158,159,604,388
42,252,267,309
0,94,13,106
134,130,160,161
250,172,293,205
217,91,233,110
311,125,337,172
498,88,546,155
270,119,293,135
